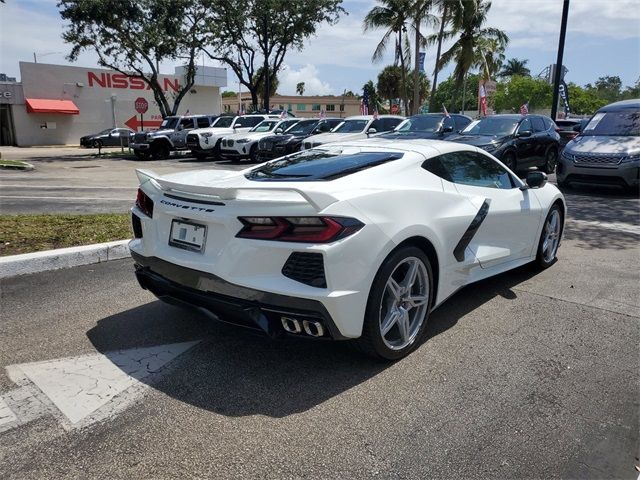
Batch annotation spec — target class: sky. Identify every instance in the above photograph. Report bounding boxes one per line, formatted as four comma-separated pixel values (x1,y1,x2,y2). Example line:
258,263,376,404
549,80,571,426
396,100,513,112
1,0,639,96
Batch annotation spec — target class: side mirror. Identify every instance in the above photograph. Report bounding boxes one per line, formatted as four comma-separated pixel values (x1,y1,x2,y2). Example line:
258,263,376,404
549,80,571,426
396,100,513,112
275,128,283,134
572,124,582,132
367,128,377,135
522,171,548,190
517,130,532,138
442,125,454,133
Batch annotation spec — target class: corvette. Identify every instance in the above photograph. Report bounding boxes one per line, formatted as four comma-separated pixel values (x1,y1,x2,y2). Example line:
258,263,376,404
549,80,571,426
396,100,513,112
130,139,565,360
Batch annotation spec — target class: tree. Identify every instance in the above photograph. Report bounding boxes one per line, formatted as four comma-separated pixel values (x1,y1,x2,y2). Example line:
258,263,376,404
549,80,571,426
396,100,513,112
296,82,305,95
221,91,237,98
566,83,607,115
436,0,508,87
493,75,552,113
410,0,436,114
499,58,530,78
587,75,623,103
428,0,461,112
363,0,412,115
204,0,344,111
59,0,210,118
431,73,479,114
405,69,431,112
377,65,403,104
622,77,640,100
255,67,279,98
363,80,384,113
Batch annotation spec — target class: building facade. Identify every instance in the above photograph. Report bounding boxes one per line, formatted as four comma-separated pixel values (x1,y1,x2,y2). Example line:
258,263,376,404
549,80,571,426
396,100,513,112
0,62,226,146
222,93,361,118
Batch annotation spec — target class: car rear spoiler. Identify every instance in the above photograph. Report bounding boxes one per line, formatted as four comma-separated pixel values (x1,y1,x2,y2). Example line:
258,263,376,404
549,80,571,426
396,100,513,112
136,169,339,211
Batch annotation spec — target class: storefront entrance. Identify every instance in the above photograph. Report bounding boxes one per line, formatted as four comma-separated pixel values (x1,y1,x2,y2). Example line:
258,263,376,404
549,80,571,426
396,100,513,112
0,105,16,146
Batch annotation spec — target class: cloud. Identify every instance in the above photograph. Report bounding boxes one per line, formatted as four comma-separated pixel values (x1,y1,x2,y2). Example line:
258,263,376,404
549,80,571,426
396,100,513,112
278,64,334,95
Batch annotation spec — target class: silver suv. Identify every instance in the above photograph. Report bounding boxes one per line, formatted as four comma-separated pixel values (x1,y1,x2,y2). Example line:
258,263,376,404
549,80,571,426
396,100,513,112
557,99,639,190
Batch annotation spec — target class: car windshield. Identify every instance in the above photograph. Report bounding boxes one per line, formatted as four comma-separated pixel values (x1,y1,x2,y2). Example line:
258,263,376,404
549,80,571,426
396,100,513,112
234,116,264,128
97,129,112,135
461,117,519,136
245,150,403,181
333,119,368,133
396,116,442,133
285,120,318,135
213,117,234,128
278,119,299,131
250,120,278,133
582,111,640,136
160,117,179,129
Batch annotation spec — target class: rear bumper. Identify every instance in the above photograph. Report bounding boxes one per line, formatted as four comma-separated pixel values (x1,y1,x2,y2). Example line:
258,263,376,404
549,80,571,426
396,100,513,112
131,251,347,340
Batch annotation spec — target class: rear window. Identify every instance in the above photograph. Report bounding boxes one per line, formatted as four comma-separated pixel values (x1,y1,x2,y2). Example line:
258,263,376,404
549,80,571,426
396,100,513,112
245,150,404,181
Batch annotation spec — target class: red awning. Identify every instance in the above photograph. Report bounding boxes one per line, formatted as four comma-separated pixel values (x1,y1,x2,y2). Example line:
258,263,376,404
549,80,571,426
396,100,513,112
25,98,80,115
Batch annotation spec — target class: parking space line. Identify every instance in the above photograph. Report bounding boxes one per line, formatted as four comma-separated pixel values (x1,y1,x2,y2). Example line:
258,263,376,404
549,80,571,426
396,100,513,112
0,195,133,201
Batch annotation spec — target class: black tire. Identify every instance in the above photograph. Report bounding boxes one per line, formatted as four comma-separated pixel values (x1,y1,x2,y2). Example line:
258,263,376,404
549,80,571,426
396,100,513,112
355,246,433,361
151,142,171,160
134,150,151,161
92,139,102,149
541,147,558,174
535,204,563,269
502,152,517,171
193,151,208,161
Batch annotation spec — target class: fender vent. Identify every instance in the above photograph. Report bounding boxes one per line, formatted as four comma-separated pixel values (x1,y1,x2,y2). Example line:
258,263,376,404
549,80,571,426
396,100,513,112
282,252,326,288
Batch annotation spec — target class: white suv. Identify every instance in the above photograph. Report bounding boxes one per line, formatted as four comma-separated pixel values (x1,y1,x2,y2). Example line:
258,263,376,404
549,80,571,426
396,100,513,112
187,114,278,159
301,115,405,150
219,118,299,162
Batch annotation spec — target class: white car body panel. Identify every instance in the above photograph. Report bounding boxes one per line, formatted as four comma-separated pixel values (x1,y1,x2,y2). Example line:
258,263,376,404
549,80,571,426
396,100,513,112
130,139,564,339
219,119,298,159
188,115,279,151
300,115,404,150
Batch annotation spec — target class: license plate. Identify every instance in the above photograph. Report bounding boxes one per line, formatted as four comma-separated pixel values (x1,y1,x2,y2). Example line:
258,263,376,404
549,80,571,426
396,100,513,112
169,220,207,252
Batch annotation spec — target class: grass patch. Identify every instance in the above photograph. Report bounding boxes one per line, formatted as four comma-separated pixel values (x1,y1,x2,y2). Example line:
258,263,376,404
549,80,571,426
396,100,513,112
0,159,32,170
0,214,131,256
91,150,136,158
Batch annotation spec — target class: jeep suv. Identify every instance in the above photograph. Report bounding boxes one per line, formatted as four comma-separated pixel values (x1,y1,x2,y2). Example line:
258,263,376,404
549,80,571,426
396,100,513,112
131,114,217,160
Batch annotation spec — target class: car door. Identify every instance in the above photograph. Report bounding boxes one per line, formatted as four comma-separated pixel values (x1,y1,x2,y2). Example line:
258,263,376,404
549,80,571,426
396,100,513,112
514,117,536,167
436,150,543,268
172,118,195,148
530,116,549,165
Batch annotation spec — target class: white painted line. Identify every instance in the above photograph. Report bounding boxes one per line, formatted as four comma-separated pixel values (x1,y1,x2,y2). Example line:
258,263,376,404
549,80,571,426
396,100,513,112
0,397,18,427
0,185,135,190
567,218,640,235
0,195,133,201
3,341,200,431
0,239,130,278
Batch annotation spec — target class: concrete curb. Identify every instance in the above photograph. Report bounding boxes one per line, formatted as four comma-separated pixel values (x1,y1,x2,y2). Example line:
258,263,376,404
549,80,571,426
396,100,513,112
0,240,130,279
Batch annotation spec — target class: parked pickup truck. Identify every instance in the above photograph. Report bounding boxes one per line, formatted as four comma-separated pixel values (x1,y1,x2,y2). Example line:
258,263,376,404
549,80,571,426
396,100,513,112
130,114,218,160
186,114,279,160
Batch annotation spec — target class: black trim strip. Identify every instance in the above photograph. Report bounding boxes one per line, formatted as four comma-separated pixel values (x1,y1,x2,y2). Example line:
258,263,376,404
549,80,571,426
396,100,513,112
163,193,225,206
453,200,490,262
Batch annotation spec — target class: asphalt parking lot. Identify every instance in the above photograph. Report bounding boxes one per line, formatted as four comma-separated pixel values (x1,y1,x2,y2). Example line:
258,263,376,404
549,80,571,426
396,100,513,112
0,148,639,478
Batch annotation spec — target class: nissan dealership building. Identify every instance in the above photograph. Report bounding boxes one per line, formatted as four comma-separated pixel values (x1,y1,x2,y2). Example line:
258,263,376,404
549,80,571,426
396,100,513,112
0,62,227,146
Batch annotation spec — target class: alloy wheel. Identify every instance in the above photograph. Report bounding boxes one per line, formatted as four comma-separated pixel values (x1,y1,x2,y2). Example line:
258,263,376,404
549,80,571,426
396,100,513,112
378,257,430,350
542,209,561,263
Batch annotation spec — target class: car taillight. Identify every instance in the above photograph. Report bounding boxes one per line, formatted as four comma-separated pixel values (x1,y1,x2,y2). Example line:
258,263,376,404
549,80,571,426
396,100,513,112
136,188,154,217
237,216,363,243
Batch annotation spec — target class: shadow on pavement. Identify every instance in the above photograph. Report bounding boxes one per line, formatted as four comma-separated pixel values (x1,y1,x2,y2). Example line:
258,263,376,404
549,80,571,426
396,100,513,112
563,222,639,251
86,263,539,418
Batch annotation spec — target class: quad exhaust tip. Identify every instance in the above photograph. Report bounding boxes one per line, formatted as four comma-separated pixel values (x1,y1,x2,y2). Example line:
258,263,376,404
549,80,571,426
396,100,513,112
280,317,325,337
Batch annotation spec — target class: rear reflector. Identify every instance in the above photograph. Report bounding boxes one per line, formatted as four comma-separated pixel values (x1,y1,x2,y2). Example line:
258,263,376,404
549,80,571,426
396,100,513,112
136,188,154,218
237,216,363,243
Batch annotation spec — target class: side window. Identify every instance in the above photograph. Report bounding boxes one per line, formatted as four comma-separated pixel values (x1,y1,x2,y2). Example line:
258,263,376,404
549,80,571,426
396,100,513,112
442,116,455,131
455,116,471,131
517,117,532,134
179,118,195,130
531,116,545,132
328,119,342,130
382,118,402,131
369,119,383,131
316,121,330,133
425,151,515,189
197,117,210,128
542,117,553,130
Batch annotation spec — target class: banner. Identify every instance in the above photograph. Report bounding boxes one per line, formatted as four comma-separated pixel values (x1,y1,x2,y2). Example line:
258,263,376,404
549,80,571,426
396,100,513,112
559,80,571,116
418,52,426,73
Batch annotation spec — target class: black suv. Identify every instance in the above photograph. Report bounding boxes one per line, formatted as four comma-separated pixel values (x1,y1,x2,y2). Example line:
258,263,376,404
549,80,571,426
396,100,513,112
256,117,343,161
448,114,561,173
379,113,472,140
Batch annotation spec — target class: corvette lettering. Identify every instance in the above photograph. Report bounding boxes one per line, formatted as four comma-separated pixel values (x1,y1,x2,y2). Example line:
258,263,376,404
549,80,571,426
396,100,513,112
160,199,215,213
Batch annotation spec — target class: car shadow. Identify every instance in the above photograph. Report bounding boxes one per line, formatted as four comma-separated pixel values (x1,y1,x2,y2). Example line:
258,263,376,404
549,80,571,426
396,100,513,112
86,263,539,418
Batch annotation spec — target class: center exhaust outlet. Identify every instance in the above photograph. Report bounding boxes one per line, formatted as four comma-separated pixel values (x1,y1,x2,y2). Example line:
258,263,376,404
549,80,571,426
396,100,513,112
281,317,302,334
302,320,325,337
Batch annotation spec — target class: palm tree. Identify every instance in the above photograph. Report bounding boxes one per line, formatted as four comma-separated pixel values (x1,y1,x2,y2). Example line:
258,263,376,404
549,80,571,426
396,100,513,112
436,0,508,88
296,82,305,96
499,58,531,78
410,0,437,114
363,0,412,114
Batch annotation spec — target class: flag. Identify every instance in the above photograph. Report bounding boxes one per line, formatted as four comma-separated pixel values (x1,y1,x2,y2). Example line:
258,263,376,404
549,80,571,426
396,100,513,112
373,108,379,120
442,104,450,117
520,102,529,115
478,83,487,117
280,110,286,119
320,109,326,119
360,89,369,115
184,109,190,115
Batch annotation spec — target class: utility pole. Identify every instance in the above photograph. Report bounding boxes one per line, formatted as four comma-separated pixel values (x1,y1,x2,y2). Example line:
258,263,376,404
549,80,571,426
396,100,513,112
263,15,270,112
551,0,570,120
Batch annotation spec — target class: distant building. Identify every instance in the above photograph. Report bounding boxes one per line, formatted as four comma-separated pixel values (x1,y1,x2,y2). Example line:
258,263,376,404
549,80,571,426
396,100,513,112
222,93,361,118
0,62,226,146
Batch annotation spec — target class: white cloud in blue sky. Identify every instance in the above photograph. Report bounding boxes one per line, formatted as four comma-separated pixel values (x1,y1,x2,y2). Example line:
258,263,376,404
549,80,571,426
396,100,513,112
1,0,638,95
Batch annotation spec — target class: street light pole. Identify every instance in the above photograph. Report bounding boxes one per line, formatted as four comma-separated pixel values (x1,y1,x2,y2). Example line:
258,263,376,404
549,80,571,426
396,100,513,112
551,0,570,120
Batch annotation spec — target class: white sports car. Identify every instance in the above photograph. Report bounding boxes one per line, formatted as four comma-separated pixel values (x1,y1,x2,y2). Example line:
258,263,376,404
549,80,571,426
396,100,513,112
130,140,565,360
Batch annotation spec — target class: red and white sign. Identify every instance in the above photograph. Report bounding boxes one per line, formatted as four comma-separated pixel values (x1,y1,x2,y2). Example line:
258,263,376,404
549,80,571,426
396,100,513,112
134,97,149,114
390,104,400,114
125,115,163,131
